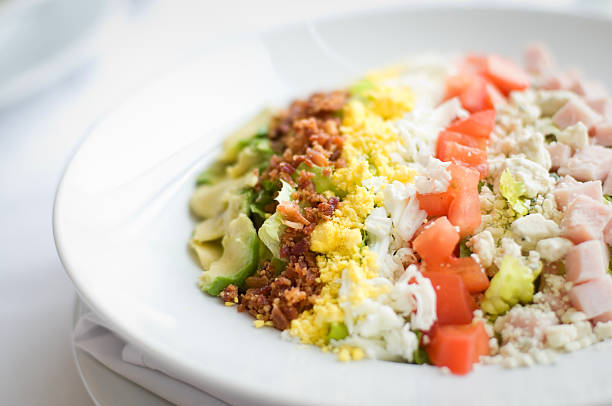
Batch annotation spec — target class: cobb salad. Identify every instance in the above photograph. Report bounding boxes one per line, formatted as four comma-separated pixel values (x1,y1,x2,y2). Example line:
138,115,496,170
188,44,612,374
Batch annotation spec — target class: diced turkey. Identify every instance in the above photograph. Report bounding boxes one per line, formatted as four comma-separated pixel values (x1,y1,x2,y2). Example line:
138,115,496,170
524,43,553,75
553,180,602,209
560,195,612,243
604,219,612,246
552,98,602,130
569,276,612,320
546,142,571,171
593,122,612,147
603,168,612,196
587,98,612,120
571,78,608,100
540,71,572,91
558,145,612,181
565,240,609,284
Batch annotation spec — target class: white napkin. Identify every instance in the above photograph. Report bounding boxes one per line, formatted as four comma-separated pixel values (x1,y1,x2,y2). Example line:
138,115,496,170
73,312,230,406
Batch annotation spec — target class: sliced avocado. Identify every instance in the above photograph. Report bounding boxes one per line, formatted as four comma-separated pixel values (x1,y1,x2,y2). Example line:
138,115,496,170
189,172,257,219
199,214,259,295
226,138,273,179
189,240,223,269
221,109,273,163
193,216,225,242
196,160,227,186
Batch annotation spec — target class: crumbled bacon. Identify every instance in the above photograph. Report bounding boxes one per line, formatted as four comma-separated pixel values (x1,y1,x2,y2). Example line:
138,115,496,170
232,90,347,330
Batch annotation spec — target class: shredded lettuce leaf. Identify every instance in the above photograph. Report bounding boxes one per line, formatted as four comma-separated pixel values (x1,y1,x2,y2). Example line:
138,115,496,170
257,180,294,259
499,169,529,216
481,255,541,315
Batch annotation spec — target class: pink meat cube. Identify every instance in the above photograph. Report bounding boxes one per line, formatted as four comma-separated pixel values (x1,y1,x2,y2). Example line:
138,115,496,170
569,276,612,319
547,142,572,171
554,180,602,209
604,219,612,246
587,98,612,120
540,71,572,90
593,311,612,323
552,98,602,130
559,145,612,181
524,43,553,74
571,78,608,100
604,168,612,196
565,240,609,284
560,195,612,243
594,122,612,147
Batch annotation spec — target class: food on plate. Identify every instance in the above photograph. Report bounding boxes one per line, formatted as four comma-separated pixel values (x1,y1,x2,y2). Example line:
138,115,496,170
189,43,612,374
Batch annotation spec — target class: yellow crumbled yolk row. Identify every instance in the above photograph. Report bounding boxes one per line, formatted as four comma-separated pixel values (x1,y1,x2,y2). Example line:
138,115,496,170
288,80,415,359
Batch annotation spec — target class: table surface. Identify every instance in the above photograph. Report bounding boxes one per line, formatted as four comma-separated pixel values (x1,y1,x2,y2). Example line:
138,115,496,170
0,0,606,405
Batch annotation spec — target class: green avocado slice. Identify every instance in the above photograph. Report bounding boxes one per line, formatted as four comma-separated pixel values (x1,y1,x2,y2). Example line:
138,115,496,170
198,213,259,295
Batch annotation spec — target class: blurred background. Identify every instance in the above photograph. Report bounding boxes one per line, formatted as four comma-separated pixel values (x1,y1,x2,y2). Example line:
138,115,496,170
1,0,611,405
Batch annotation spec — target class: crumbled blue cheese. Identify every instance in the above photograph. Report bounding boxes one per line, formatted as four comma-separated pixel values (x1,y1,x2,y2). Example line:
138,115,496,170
469,230,495,268
500,157,554,198
536,237,573,262
511,213,560,250
556,122,589,150
537,90,576,117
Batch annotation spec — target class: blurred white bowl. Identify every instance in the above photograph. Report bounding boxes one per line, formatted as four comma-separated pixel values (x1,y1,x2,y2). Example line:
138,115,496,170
0,0,124,108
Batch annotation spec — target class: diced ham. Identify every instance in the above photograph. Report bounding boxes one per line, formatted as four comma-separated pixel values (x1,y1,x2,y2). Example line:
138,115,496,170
540,71,572,90
553,180,602,209
552,98,602,130
604,168,612,196
565,240,609,284
547,142,572,171
593,122,612,147
593,311,612,323
558,145,612,181
587,98,612,120
604,219,612,246
569,275,612,320
571,78,608,100
524,43,553,75
560,195,612,243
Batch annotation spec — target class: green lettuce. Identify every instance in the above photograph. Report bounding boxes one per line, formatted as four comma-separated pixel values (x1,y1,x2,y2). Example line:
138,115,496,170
481,255,541,315
499,169,529,216
257,180,294,259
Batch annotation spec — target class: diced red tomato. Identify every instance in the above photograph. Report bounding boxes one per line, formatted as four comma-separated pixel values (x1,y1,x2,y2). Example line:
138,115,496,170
426,322,490,375
426,257,489,293
437,141,488,178
413,217,460,264
423,272,474,325
446,110,496,139
485,82,506,108
416,192,453,217
448,257,490,293
458,75,491,113
445,74,472,100
447,164,480,194
459,54,487,76
416,165,480,218
484,54,530,95
437,131,487,155
448,191,481,237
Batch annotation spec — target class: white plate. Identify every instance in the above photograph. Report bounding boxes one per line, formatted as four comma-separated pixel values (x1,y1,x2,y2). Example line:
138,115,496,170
54,5,612,406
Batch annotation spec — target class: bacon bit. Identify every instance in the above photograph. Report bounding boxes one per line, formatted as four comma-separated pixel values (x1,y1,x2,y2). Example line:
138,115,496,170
235,90,347,330
306,147,330,167
277,201,310,227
